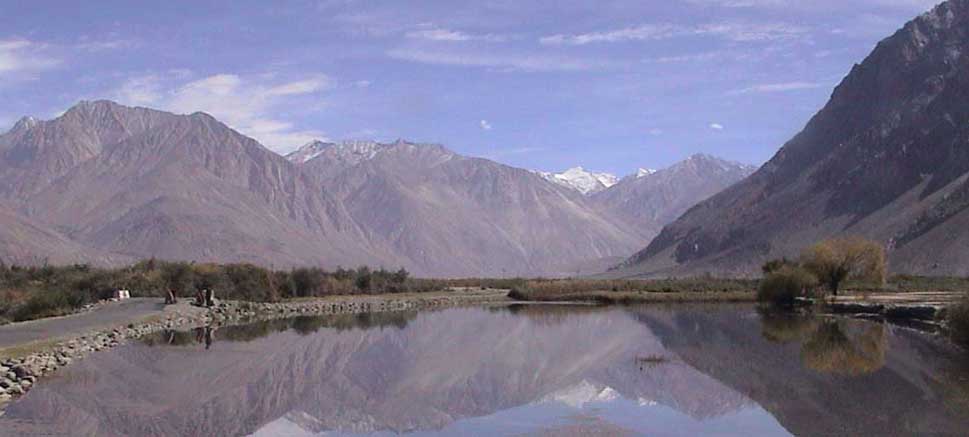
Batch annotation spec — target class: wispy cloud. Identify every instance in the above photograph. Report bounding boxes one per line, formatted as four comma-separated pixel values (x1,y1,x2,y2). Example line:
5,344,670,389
386,47,612,72
728,81,824,94
110,72,331,151
479,119,493,130
710,123,725,130
74,37,140,52
0,39,59,76
482,146,547,160
541,22,810,45
406,26,509,42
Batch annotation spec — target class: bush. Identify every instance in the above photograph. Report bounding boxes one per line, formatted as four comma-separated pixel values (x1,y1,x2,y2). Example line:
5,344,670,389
947,293,969,347
11,288,90,322
762,258,797,275
757,266,818,307
507,282,533,300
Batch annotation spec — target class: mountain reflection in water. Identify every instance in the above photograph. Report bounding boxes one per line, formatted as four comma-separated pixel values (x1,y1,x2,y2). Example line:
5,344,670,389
1,304,967,436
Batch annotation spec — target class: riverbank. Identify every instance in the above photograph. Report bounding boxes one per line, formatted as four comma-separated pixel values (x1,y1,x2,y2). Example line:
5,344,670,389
510,289,757,304
0,288,509,411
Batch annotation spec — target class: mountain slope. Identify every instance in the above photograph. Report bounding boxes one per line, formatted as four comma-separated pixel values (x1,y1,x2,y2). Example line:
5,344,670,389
0,207,125,266
0,101,388,268
291,141,648,276
618,0,969,277
591,154,755,239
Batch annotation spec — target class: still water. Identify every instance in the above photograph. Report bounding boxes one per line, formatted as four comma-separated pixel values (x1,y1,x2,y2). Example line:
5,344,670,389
1,304,967,436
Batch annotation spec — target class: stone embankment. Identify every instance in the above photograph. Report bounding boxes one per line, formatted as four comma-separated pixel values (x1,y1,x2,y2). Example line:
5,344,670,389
824,291,965,324
0,290,507,411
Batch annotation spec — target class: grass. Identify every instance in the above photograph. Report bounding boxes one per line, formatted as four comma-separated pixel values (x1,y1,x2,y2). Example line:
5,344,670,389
846,275,969,293
507,278,757,303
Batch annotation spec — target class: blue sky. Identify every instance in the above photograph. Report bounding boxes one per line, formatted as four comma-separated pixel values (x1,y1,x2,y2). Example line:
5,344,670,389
0,0,941,175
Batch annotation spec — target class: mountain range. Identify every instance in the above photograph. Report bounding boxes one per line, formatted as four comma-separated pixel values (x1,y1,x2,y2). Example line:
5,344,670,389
616,0,969,278
0,102,750,277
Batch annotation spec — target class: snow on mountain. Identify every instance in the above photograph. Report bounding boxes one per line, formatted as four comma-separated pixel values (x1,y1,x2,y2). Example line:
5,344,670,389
541,380,620,408
285,140,386,165
636,168,657,178
538,167,618,195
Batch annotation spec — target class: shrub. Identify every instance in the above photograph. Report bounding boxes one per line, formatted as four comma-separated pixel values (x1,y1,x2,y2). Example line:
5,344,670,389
507,282,533,300
762,258,797,275
757,266,818,307
11,288,89,322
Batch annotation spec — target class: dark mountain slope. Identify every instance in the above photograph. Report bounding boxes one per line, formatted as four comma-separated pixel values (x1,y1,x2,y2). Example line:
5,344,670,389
619,0,969,277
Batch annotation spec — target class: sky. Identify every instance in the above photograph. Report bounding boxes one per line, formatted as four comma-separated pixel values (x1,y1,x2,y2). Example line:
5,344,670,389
0,0,943,176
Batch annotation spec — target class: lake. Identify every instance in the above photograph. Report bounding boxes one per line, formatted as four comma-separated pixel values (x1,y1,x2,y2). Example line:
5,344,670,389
1,304,967,436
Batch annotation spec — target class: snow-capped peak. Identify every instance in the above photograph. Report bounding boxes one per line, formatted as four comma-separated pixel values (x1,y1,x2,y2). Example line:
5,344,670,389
636,168,657,178
285,140,385,164
10,116,39,133
538,166,618,195
285,140,329,163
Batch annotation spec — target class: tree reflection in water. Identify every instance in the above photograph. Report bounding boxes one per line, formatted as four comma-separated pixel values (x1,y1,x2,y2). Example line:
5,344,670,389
760,311,887,376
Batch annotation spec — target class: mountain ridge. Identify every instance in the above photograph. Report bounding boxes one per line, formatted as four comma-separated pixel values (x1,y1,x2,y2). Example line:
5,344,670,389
616,0,969,278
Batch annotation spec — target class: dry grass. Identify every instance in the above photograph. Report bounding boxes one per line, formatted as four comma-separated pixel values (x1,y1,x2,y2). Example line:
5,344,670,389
510,289,755,304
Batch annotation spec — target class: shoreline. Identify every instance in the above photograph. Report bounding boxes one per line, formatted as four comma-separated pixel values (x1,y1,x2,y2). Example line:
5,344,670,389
0,289,509,411
2,287,964,412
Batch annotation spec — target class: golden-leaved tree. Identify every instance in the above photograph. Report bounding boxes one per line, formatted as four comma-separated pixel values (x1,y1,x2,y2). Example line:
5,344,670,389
801,237,886,295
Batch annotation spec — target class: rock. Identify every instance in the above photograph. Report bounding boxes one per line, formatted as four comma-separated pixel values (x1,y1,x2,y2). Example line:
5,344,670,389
885,305,939,321
829,302,885,315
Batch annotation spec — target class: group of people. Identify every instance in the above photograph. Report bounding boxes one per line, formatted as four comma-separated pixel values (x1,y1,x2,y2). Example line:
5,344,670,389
163,288,217,307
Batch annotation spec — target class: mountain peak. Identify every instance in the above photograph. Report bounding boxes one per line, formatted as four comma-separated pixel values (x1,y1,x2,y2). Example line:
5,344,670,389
285,139,388,165
539,167,618,195
10,116,39,133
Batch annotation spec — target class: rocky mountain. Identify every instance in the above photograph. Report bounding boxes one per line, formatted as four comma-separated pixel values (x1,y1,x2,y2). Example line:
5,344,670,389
0,103,649,276
591,154,756,238
287,140,647,276
617,0,969,277
0,100,389,269
537,167,619,194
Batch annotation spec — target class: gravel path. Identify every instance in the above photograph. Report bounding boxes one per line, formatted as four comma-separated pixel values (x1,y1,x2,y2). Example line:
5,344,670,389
0,298,167,350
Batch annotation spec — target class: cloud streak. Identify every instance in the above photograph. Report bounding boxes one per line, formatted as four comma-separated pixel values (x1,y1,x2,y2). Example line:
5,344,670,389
386,47,612,72
405,26,509,42
111,73,330,151
728,81,825,94
0,39,59,76
540,22,810,45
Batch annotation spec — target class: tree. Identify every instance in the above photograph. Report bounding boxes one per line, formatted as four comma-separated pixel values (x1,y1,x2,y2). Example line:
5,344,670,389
801,237,886,295
355,266,372,292
161,262,195,295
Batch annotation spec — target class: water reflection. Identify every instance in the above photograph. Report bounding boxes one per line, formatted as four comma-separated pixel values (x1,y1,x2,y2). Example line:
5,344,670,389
0,304,966,436
759,312,887,376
